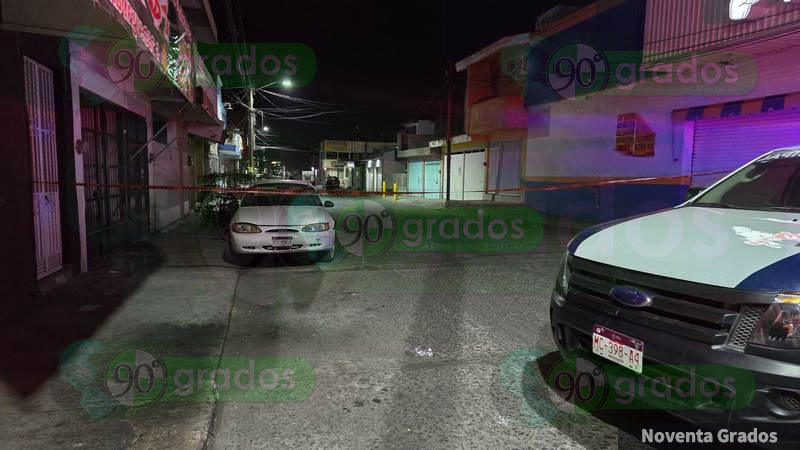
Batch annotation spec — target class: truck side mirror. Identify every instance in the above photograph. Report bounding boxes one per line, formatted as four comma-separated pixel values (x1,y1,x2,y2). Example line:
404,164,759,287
685,187,704,202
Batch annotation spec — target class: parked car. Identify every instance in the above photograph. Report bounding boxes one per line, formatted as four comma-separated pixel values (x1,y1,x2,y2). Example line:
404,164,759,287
326,176,341,190
225,180,335,265
551,147,800,430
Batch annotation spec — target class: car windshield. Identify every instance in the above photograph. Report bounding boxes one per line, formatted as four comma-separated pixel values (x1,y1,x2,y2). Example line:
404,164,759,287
240,184,321,207
690,151,800,211
241,192,322,207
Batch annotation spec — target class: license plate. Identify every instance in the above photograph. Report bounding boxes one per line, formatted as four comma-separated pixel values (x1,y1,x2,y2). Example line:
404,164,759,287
272,237,292,248
592,324,644,374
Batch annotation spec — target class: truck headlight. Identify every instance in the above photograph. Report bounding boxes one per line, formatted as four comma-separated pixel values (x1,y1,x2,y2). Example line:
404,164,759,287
557,251,571,293
302,223,331,232
750,294,800,349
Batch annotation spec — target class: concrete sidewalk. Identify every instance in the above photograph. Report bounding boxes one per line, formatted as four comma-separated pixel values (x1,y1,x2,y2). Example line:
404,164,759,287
0,216,239,449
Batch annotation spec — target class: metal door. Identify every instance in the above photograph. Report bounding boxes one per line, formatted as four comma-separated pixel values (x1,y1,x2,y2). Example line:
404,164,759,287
409,161,424,197
366,166,375,192
463,151,485,201
124,115,149,241
81,98,149,261
448,154,465,201
423,161,441,199
24,57,63,279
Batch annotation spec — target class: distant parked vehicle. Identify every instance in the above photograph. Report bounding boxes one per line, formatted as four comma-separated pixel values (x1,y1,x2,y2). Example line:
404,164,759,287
225,180,335,266
326,176,341,190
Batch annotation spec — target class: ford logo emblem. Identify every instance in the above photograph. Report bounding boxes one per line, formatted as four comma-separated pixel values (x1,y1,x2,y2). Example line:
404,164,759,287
610,286,652,308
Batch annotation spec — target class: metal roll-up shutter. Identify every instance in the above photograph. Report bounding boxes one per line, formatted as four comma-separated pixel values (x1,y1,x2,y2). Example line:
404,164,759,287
691,109,800,188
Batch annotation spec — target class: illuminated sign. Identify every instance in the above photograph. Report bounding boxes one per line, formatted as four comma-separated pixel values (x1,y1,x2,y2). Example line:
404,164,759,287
141,0,168,26
107,0,164,66
729,0,793,21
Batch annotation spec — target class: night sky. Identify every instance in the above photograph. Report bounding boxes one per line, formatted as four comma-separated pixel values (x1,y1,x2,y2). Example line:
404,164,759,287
212,0,590,167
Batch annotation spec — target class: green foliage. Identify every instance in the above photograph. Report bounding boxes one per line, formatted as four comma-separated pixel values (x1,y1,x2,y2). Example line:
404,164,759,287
195,173,255,227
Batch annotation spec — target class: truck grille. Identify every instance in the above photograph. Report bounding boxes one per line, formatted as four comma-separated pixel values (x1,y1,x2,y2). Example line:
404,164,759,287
567,256,773,346
726,305,767,351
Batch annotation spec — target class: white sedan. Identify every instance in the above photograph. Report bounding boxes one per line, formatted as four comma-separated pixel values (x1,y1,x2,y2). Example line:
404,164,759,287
224,180,336,265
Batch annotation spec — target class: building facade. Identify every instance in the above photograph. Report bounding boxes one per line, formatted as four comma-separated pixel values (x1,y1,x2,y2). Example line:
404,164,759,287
0,0,224,314
319,139,395,190
396,120,436,196
455,0,800,222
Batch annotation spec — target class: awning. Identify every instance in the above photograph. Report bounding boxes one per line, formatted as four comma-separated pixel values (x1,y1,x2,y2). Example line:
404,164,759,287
397,146,440,159
218,144,242,160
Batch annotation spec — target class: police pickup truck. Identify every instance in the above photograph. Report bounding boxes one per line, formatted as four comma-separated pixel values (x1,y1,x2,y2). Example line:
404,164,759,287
551,147,800,429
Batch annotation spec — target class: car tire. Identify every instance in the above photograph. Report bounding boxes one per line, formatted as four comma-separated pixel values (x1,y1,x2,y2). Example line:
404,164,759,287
317,246,335,263
224,240,251,267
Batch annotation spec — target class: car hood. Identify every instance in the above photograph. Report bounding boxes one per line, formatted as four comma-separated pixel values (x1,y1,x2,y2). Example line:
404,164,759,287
232,206,331,226
571,206,800,291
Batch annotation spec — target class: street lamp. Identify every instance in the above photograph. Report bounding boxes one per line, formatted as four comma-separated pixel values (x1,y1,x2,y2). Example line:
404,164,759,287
281,79,293,88
263,126,270,132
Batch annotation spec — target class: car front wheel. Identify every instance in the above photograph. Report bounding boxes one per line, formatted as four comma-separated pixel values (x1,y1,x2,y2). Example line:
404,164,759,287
224,240,252,267
316,246,335,263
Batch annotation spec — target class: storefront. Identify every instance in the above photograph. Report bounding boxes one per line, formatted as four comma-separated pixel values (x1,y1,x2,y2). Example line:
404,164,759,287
219,138,243,174
683,100,800,188
80,98,149,261
0,0,223,309
399,145,441,198
429,137,487,201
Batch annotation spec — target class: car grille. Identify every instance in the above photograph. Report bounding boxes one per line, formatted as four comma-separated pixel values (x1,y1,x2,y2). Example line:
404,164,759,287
567,256,773,347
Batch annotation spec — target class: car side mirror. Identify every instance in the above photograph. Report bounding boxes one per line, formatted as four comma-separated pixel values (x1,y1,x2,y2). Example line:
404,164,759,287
324,200,334,208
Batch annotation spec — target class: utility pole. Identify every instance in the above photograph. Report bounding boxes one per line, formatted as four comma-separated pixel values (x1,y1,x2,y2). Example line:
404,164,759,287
445,60,454,206
248,87,256,174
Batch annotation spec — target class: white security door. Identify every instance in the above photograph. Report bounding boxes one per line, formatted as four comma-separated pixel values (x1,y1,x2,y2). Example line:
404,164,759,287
409,161,424,197
423,161,441,199
24,57,63,279
463,151,486,200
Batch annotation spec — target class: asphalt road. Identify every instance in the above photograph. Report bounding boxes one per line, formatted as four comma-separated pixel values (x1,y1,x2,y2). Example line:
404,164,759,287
203,201,635,449
0,198,673,449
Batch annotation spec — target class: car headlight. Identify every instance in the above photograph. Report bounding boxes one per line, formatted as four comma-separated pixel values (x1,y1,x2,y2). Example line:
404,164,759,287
557,251,571,293
231,222,262,233
302,223,331,232
750,294,800,349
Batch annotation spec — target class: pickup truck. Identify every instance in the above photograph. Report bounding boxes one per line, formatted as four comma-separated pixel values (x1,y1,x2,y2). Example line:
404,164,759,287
551,147,800,431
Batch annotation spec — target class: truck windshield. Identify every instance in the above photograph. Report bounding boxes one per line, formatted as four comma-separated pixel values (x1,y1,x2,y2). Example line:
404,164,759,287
690,151,800,211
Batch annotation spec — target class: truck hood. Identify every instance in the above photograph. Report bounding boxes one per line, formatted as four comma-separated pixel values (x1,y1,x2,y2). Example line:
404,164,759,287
232,206,331,227
571,206,800,291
